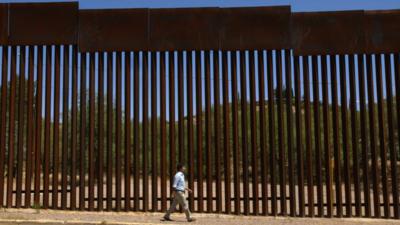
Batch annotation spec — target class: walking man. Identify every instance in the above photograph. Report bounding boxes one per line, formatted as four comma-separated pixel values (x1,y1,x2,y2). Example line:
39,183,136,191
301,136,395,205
163,163,196,222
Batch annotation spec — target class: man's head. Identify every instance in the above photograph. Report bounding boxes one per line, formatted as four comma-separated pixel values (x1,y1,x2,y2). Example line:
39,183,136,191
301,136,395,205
176,163,185,172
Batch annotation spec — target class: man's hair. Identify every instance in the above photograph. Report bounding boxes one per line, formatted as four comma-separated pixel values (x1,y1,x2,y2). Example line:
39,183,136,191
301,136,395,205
176,163,184,171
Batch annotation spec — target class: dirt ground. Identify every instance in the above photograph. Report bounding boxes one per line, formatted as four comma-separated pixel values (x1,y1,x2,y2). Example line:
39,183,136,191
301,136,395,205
0,208,399,225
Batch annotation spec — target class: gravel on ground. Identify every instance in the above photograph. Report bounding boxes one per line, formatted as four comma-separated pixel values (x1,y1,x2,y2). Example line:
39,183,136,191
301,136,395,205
0,208,399,225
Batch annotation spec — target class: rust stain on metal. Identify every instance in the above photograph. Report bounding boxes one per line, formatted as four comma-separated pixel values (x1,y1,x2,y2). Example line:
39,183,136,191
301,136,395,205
220,6,291,50
292,10,365,55
8,2,78,45
0,4,7,45
79,8,148,52
364,10,400,53
149,8,220,51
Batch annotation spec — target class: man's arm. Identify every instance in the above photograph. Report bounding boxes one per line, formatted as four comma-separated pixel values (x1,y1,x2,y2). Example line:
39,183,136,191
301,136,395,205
184,174,192,193
172,174,178,191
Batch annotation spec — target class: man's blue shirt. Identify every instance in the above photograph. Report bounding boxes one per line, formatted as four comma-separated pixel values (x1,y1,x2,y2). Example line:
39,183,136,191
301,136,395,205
172,171,185,192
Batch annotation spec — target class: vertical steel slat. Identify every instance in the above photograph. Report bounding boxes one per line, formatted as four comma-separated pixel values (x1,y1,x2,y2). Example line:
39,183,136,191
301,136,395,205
106,52,113,210
330,55,342,217
268,51,277,216
44,46,53,208
205,51,213,213
106,52,113,211
52,46,61,209
286,49,296,217
393,54,400,218
16,46,26,208
151,52,157,212
61,46,70,210
142,52,149,211
386,54,399,219
267,50,277,216
213,51,222,213
187,51,195,210
97,52,104,211
257,50,267,215
0,46,8,207
43,46,52,209
239,51,249,215
321,55,333,217
339,55,351,217
366,54,380,218
6,47,17,207
88,52,95,211
231,51,240,215
312,56,323,217
25,46,35,208
7,46,16,208
303,56,314,217
285,50,295,216
196,51,204,213
240,51,248,213
80,52,87,210
133,52,140,211
375,54,389,218
348,55,361,217
168,51,176,209
294,55,305,217
34,46,43,206
358,54,371,217
222,51,231,214
70,46,78,210
7,46,17,207
178,51,184,164
160,52,167,211
116,52,122,211
150,52,157,211
125,52,132,211
59,45,71,209
276,50,286,216
249,51,259,215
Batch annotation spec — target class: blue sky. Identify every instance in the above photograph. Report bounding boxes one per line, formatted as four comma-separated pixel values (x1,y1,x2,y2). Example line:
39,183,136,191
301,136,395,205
1,0,400,11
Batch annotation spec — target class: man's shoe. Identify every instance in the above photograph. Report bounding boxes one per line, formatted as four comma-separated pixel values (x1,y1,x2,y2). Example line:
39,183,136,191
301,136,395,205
187,218,196,222
163,216,173,221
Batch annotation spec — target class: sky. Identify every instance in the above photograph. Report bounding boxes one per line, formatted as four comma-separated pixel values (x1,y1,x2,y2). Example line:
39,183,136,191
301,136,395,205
0,0,399,11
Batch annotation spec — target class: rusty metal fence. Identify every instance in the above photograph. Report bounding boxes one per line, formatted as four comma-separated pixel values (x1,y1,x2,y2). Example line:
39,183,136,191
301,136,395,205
0,2,400,219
